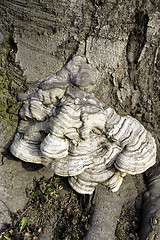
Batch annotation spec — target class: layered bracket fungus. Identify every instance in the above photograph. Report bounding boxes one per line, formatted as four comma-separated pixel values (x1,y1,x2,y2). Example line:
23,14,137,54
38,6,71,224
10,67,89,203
10,56,157,195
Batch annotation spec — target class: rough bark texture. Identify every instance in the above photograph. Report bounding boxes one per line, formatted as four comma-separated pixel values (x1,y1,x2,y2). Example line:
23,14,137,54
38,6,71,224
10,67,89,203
0,0,160,239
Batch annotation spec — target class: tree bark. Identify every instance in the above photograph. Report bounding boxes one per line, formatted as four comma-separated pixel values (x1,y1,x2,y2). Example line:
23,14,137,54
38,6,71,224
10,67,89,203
0,0,160,239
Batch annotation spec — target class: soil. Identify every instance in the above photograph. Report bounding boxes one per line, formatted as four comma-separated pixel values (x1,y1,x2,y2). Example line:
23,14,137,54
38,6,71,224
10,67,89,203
0,176,92,240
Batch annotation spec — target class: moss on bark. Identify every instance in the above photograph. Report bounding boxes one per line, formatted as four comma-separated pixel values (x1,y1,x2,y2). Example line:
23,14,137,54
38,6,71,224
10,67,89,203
0,20,26,126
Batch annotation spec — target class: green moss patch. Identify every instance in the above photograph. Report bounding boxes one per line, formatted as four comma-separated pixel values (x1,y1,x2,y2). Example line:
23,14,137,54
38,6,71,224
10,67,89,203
0,24,26,126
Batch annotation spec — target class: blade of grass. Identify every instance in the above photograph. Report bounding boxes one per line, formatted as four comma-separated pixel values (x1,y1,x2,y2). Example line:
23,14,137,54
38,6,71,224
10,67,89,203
20,217,28,232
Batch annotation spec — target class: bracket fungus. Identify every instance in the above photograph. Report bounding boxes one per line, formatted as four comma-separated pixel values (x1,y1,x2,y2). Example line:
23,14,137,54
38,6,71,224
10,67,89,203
10,56,157,194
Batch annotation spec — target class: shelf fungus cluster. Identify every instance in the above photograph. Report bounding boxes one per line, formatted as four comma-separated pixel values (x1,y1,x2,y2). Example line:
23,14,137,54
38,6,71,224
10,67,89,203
10,56,157,195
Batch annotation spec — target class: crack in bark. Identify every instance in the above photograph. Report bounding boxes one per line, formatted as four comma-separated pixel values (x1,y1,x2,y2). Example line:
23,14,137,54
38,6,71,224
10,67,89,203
126,11,149,65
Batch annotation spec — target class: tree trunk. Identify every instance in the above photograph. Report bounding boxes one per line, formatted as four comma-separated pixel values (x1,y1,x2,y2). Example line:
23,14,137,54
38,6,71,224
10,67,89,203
0,0,160,239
